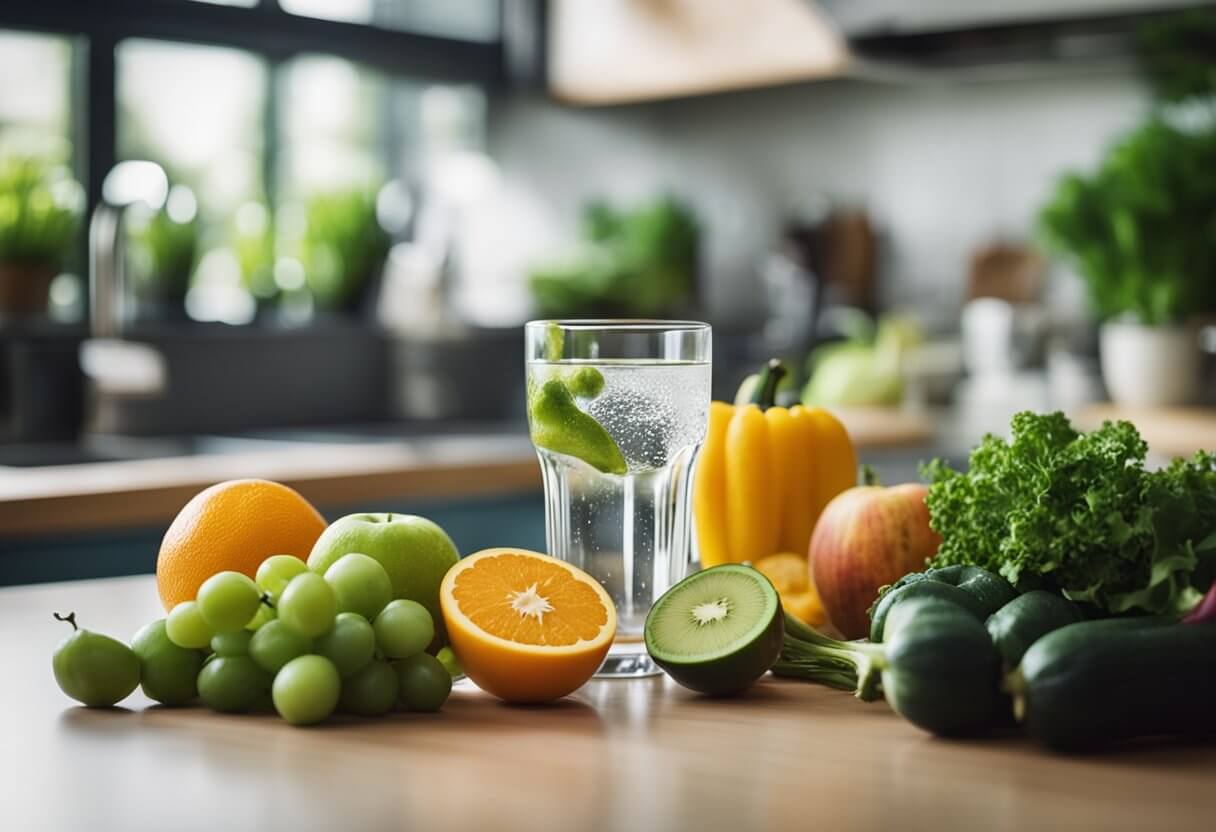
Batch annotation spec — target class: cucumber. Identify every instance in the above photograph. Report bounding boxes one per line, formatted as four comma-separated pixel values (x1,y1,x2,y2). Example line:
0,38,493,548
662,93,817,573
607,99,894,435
881,598,1003,737
870,580,988,642
1008,619,1216,751
985,591,1081,670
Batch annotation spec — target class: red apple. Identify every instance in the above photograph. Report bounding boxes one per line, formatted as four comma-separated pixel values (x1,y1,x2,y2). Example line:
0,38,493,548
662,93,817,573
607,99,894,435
809,484,941,639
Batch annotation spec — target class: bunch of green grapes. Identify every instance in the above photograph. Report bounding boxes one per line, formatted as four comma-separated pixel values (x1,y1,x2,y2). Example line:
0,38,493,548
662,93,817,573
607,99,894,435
52,553,457,725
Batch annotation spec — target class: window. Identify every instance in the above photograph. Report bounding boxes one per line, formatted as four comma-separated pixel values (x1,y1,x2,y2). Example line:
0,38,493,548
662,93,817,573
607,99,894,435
278,54,386,198
0,30,74,161
0,0,502,323
118,39,267,323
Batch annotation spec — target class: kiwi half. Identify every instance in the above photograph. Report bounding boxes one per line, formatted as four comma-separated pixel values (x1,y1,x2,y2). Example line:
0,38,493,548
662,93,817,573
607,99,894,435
644,564,784,696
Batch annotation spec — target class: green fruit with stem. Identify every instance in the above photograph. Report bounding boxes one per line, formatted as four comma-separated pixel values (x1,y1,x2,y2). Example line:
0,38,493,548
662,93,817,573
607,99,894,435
52,612,141,708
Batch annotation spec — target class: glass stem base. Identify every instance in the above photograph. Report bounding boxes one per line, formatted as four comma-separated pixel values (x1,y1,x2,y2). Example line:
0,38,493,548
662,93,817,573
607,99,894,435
595,642,663,678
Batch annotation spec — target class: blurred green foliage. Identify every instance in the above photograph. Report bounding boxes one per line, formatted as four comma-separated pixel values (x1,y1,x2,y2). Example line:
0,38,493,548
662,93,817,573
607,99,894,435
0,156,82,268
299,189,390,311
1138,9,1216,104
1039,119,1216,325
127,195,198,300
528,196,699,318
233,201,277,303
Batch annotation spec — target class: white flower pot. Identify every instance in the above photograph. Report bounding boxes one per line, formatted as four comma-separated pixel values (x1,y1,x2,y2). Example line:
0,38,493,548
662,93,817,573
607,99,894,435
1099,322,1199,407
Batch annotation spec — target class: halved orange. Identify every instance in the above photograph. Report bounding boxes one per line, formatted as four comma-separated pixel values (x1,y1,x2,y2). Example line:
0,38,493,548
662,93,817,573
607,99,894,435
439,548,616,703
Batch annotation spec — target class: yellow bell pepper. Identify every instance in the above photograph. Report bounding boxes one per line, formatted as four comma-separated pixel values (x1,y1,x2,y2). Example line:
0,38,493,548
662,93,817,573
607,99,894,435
694,360,857,568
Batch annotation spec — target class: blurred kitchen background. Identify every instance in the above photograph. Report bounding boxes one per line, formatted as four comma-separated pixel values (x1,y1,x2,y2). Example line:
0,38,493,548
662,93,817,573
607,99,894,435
2,0,1215,583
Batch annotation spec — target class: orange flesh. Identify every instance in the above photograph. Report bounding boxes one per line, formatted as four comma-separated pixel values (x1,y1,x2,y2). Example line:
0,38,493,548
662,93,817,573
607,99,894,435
450,553,608,646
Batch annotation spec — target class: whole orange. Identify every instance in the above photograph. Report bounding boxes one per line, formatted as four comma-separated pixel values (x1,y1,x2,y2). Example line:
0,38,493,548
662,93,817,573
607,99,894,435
156,479,328,612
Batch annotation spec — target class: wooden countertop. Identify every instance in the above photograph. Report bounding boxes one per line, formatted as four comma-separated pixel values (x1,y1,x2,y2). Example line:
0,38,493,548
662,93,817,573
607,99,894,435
1075,404,1216,460
5,575,1214,832
0,412,933,538
0,434,544,537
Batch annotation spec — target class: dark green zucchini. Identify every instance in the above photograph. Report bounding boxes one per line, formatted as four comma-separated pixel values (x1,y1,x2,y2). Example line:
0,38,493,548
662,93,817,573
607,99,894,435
870,566,1015,642
870,580,989,642
1008,619,1216,751
985,591,1082,670
881,598,1003,737
924,565,1018,614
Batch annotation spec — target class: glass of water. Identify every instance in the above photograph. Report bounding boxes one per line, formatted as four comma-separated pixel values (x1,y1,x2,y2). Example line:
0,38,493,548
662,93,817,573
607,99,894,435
524,320,712,677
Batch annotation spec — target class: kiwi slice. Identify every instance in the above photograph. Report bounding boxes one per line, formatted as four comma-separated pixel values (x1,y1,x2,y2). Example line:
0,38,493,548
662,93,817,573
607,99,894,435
644,564,784,696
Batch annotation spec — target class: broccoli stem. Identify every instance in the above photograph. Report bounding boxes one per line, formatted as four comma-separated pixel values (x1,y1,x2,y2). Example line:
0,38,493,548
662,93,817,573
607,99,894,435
773,612,887,701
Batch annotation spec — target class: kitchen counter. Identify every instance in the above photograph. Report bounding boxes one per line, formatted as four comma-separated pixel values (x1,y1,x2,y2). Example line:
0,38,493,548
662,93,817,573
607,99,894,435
0,432,543,537
0,410,937,538
4,575,1214,832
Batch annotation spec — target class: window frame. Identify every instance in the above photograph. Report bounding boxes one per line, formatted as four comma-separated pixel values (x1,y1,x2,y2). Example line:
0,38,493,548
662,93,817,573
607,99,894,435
0,0,504,217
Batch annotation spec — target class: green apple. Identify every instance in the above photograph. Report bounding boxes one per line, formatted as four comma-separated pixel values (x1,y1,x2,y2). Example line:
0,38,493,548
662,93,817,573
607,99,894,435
307,513,459,642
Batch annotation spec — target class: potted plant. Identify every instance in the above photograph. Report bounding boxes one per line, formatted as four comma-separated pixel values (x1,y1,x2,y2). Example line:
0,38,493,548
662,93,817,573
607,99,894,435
0,157,83,323
1039,118,1216,406
297,188,391,316
527,196,699,318
127,184,199,320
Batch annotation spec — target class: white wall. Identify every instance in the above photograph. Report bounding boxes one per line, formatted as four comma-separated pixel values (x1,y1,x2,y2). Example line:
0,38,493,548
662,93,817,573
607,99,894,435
471,68,1148,328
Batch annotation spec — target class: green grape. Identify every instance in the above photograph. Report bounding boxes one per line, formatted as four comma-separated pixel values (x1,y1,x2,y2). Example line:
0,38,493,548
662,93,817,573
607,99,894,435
339,659,399,716
51,612,141,708
436,646,464,680
245,603,276,631
248,620,312,674
197,655,272,713
272,655,340,726
313,612,375,679
278,572,337,638
373,599,434,659
256,554,308,599
197,571,262,633
210,629,253,657
131,619,204,706
166,601,214,649
395,653,451,712
324,553,393,621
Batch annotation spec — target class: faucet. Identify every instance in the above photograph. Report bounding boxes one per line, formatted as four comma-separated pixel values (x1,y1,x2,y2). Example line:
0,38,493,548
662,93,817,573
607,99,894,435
80,161,169,399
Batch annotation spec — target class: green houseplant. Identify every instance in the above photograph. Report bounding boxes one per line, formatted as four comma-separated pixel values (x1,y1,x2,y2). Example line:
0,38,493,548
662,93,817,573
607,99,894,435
298,188,390,314
528,196,699,318
126,185,199,317
1039,117,1216,405
0,156,83,322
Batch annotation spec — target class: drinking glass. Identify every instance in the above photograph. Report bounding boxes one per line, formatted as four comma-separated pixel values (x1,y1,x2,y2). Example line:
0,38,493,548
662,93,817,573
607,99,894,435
525,320,712,677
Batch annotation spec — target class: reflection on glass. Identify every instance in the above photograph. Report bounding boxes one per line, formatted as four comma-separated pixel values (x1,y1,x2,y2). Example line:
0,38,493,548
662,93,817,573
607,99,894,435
117,39,266,323
280,0,501,42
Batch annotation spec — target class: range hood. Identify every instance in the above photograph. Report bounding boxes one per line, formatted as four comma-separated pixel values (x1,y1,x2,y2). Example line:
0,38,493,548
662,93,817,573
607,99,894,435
542,0,1206,104
816,0,1208,76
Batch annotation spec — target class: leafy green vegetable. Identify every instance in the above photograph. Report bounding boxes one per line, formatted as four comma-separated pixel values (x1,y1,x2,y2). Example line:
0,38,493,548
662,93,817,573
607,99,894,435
924,412,1216,616
528,196,698,318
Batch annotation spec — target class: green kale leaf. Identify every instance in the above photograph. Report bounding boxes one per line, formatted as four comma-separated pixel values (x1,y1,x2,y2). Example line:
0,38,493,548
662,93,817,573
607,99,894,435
924,411,1216,615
